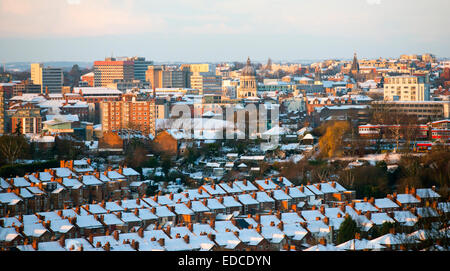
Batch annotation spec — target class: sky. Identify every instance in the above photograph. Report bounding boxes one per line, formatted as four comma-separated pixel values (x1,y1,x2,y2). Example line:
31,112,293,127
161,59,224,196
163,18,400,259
0,0,449,63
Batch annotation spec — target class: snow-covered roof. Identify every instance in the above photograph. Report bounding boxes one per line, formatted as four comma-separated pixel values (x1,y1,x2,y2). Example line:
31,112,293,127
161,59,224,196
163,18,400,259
102,213,124,226
393,211,418,226
104,202,125,212
49,219,75,234
271,190,292,201
255,191,275,203
324,207,345,219
12,177,31,188
234,180,258,192
306,220,330,234
280,212,305,224
237,194,259,205
214,231,241,249
184,189,210,200
374,198,399,209
301,210,325,222
120,212,142,223
354,201,378,212
0,227,21,242
81,175,103,186
155,206,176,218
62,177,83,190
260,215,281,227
416,188,440,199
261,226,285,244
189,235,216,251
222,196,243,208
238,228,264,246
255,179,278,190
23,223,49,238
189,200,210,213
192,223,217,236
370,212,395,226
164,238,193,251
305,184,324,196
214,220,239,233
120,199,150,209
219,182,243,194
75,215,103,229
206,198,226,210
282,223,308,241
336,238,371,251
0,193,23,205
121,167,140,176
396,194,420,204
201,184,226,196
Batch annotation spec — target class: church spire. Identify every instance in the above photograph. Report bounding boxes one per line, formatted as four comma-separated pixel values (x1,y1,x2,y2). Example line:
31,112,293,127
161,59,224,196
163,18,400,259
351,52,359,72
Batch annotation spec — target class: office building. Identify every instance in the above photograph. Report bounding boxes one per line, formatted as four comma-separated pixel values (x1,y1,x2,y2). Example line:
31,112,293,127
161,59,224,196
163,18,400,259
384,75,430,101
30,63,64,93
190,74,222,95
129,56,153,82
93,58,134,87
188,64,222,96
145,65,189,89
80,72,94,87
372,101,450,121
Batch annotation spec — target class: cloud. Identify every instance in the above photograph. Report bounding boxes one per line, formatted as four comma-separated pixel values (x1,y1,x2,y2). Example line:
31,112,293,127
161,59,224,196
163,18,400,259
67,0,81,5
0,0,168,37
366,0,381,5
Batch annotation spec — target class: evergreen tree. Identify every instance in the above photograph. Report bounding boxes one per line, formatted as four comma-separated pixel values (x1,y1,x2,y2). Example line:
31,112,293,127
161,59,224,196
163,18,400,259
337,216,360,244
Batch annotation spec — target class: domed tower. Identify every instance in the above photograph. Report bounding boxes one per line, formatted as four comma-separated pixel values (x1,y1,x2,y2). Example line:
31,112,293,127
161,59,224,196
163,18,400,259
238,57,257,98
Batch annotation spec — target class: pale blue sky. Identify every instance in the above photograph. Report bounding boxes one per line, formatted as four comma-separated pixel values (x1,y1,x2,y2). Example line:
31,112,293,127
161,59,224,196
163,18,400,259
0,0,449,63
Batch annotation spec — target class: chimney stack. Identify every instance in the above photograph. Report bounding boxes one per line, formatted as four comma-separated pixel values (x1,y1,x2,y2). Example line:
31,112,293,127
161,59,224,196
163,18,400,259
255,214,260,223
278,221,284,231
158,238,165,247
319,238,326,246
165,226,171,236
58,235,65,247
32,240,38,251
132,240,139,251
104,242,111,251
137,227,144,238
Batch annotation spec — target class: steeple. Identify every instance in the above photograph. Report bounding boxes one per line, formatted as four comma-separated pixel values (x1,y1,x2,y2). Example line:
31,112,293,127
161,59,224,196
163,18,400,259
247,57,251,66
314,66,321,82
266,58,272,70
351,52,359,72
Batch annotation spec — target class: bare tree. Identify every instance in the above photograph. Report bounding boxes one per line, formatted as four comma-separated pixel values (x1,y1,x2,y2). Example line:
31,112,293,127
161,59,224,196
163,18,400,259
0,134,29,165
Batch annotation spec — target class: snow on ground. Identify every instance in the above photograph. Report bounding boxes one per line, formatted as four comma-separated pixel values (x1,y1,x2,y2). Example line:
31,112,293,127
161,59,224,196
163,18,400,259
334,153,424,165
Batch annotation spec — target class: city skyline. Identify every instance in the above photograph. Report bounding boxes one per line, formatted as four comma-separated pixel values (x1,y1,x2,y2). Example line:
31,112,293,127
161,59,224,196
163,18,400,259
0,0,449,62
